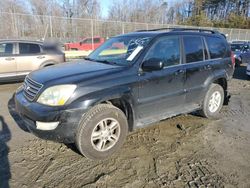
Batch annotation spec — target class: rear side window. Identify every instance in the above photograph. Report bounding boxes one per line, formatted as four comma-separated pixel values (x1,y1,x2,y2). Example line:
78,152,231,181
206,37,227,59
82,38,92,44
183,36,204,63
0,43,13,56
19,43,41,54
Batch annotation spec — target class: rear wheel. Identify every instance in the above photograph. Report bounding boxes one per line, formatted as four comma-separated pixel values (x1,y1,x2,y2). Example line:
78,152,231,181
199,83,224,119
247,74,250,80
76,104,128,160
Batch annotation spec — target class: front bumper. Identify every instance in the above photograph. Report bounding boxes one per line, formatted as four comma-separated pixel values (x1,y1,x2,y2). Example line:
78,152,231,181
15,89,86,143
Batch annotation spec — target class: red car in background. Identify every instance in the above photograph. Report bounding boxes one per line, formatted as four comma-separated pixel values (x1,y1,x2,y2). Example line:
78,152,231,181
64,37,105,51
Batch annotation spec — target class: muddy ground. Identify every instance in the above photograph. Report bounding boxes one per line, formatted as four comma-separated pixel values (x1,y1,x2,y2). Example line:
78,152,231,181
0,65,250,188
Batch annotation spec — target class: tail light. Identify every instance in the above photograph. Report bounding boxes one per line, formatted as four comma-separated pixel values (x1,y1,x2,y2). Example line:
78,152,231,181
64,44,68,51
63,53,66,62
231,51,235,67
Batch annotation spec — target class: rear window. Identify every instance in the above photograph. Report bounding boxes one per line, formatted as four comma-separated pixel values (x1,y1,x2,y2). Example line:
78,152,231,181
82,38,92,44
183,36,204,63
19,43,41,54
206,37,227,59
94,38,101,43
42,43,62,53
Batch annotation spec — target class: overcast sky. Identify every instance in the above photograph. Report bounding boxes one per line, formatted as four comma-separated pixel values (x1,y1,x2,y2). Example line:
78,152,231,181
100,0,177,18
100,0,112,18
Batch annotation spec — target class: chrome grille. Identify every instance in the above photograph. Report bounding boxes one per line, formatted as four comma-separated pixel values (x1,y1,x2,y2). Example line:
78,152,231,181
23,76,43,101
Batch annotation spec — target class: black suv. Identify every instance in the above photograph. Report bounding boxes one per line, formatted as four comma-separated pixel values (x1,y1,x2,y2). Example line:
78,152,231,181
15,28,235,160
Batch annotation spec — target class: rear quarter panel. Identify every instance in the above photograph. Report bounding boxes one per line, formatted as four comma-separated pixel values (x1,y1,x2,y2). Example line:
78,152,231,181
39,54,65,68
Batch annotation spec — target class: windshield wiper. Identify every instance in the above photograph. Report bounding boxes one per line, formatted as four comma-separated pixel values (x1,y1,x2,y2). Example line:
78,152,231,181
84,57,96,61
85,57,120,66
95,59,118,65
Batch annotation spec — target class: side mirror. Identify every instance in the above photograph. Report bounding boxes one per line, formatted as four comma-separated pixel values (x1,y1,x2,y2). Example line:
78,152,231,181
142,58,164,71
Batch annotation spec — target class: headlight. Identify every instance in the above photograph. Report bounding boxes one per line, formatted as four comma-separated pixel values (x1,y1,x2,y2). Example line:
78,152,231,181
37,85,76,106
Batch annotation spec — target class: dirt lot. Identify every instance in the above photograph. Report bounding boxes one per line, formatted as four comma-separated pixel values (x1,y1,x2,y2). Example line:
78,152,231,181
0,65,250,188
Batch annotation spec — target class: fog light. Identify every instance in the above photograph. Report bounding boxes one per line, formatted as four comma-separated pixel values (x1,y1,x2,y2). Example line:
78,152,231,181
36,121,59,130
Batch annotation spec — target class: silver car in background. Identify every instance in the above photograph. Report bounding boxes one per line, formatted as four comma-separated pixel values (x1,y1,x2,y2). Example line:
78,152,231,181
0,40,65,82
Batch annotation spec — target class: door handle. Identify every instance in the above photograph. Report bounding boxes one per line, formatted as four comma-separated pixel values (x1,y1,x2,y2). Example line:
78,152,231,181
175,69,185,75
37,56,45,59
5,57,15,61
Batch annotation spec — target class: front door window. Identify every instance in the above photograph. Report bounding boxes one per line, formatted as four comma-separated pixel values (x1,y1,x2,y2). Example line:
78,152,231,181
144,36,180,67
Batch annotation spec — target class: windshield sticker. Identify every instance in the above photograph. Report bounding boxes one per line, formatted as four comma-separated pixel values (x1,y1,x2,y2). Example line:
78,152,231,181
126,46,144,61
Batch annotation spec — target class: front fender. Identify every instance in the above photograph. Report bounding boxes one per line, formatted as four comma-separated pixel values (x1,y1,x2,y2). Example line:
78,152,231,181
68,85,134,110
67,86,136,130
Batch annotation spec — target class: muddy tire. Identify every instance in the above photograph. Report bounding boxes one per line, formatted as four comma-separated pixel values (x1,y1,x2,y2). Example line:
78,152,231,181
76,104,128,160
247,75,250,80
199,83,224,119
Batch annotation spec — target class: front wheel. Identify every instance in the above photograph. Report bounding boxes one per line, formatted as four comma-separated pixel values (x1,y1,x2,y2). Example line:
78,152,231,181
76,104,128,160
199,83,224,119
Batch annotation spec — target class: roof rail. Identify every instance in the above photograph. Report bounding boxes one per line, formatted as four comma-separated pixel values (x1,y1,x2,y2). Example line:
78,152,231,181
172,28,219,34
136,27,219,34
136,28,173,32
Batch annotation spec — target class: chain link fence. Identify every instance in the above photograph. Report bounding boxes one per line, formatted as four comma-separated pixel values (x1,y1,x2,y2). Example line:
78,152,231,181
1,12,250,43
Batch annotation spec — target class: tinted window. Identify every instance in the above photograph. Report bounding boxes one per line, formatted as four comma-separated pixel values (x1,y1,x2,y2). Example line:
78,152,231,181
206,37,227,59
242,44,250,51
230,43,243,52
0,43,13,56
19,43,41,54
144,36,180,67
183,36,204,63
94,38,101,43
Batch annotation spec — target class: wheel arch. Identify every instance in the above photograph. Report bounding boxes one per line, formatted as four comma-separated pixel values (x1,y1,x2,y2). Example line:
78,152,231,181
101,97,134,132
203,69,229,105
205,74,228,104
39,60,57,68
69,86,136,131
213,77,227,92
212,77,228,105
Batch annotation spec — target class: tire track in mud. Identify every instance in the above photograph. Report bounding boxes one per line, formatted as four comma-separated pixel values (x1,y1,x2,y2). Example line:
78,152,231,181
8,113,212,188
152,159,225,188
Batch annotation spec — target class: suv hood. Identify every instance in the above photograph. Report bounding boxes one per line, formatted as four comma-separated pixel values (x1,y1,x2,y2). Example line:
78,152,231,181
29,60,124,84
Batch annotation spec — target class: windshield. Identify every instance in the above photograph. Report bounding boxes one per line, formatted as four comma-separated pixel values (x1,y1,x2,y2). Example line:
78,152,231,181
87,36,152,66
231,43,243,52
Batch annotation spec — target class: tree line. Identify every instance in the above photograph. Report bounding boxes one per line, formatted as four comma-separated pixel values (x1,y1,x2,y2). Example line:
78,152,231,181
0,0,249,28
108,0,250,29
0,0,249,40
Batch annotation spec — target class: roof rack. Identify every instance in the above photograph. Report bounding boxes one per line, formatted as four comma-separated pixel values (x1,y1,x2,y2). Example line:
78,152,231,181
136,27,219,34
136,28,172,32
